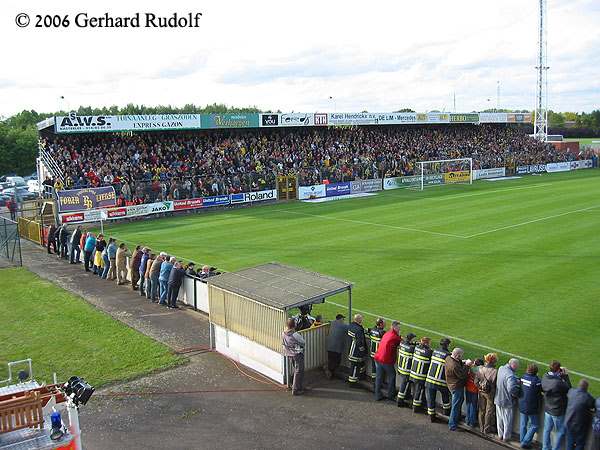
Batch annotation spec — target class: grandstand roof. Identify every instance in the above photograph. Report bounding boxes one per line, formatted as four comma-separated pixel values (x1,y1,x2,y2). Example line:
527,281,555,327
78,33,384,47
207,263,352,311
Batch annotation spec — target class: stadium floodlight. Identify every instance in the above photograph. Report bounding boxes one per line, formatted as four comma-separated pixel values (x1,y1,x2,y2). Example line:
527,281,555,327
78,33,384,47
415,157,473,191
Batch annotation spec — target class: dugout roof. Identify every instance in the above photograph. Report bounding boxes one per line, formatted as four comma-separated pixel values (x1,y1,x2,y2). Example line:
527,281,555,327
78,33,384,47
207,263,352,311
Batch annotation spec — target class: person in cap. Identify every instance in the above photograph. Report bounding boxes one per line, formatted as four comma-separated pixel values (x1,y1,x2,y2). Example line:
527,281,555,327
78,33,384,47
396,332,417,407
325,313,348,379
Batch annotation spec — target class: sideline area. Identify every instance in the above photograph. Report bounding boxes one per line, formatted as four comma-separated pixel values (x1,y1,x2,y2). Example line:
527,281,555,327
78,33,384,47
16,241,503,450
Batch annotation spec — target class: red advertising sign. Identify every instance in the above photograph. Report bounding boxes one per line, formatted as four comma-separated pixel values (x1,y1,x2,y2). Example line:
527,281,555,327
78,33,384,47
107,207,127,218
61,213,84,223
173,198,203,210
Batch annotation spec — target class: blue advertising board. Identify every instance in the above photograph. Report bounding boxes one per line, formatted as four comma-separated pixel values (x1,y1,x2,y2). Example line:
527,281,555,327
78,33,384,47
202,195,230,207
325,182,351,197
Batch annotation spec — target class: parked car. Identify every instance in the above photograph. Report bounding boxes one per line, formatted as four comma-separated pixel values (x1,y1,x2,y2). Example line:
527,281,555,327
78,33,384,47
2,186,37,201
5,176,26,187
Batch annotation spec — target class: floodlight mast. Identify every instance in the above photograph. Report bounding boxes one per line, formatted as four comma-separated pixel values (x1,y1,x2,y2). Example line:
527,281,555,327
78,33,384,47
534,0,549,142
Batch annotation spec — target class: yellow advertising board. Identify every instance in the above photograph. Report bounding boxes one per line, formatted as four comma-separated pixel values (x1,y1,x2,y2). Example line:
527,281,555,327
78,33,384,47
444,171,470,183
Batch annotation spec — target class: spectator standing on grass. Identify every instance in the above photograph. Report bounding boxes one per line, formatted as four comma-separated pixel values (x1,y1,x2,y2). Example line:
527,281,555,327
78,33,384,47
138,248,150,295
495,358,521,443
445,347,472,431
325,314,348,379
282,318,305,396
476,352,498,435
565,379,595,450
144,253,155,300
465,358,484,428
167,261,185,308
159,256,175,305
69,225,82,264
150,253,164,302
373,320,401,401
116,243,129,285
47,223,57,254
83,232,96,272
542,360,571,450
519,363,542,449
104,238,117,280
129,245,142,290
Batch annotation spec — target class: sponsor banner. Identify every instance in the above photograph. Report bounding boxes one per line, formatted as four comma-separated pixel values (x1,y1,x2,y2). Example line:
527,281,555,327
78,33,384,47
383,177,403,190
279,113,313,127
479,113,508,123
260,114,279,127
60,212,85,224
450,113,480,123
230,189,277,204
516,164,546,175
325,182,351,197
56,186,116,213
328,112,419,126
126,201,173,218
444,171,471,183
473,167,506,180
350,179,382,194
507,113,532,123
314,113,329,126
416,112,450,123
173,198,204,211
383,174,444,190
298,184,326,200
55,114,202,133
107,207,127,219
202,195,230,207
569,159,593,170
546,162,571,173
202,113,259,129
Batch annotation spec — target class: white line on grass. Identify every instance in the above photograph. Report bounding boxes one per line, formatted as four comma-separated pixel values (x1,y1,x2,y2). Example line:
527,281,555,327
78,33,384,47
465,205,600,239
327,300,600,382
270,209,466,239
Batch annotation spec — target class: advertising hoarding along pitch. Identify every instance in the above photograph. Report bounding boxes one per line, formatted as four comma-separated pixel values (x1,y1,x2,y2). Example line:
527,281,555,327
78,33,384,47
230,189,277,204
350,179,382,193
202,114,259,129
325,182,351,197
472,167,506,180
298,184,326,199
56,186,116,212
55,114,202,133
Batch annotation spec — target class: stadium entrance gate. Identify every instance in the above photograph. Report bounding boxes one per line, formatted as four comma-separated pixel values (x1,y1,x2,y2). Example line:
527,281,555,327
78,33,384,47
276,175,298,200
0,217,22,266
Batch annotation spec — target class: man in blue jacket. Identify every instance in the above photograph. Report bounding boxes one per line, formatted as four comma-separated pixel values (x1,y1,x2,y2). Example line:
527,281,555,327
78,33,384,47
541,360,571,450
138,248,150,296
83,233,96,272
159,256,175,305
167,261,186,308
565,379,595,450
519,363,542,449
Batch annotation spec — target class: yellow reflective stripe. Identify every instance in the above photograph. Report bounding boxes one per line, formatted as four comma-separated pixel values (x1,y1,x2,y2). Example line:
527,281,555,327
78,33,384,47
431,356,446,364
413,354,430,362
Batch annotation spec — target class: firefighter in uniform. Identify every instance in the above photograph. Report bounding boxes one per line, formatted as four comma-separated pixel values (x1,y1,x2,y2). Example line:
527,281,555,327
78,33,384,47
347,314,367,385
409,336,432,412
396,332,417,407
366,318,386,380
425,337,452,422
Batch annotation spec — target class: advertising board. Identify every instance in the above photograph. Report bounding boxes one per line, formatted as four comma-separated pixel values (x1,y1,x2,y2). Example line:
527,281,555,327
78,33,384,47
56,186,116,213
325,182,351,197
298,184,326,199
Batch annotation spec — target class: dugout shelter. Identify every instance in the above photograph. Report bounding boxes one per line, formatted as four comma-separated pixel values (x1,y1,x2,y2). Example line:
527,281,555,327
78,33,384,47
207,263,353,383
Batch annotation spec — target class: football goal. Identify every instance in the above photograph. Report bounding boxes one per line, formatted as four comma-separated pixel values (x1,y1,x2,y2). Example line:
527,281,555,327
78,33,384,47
413,158,473,191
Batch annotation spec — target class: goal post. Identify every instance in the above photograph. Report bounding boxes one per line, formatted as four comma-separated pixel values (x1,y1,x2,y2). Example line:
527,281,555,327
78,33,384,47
416,157,473,191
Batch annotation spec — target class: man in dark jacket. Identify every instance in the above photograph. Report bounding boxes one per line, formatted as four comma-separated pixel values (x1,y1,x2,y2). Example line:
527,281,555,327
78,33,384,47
167,261,186,308
69,225,82,264
542,360,571,450
373,321,401,401
347,314,367,386
519,363,542,449
59,225,70,259
425,337,452,422
367,318,386,381
47,223,57,254
445,347,472,431
325,314,348,379
565,379,595,450
396,332,417,407
410,336,432,412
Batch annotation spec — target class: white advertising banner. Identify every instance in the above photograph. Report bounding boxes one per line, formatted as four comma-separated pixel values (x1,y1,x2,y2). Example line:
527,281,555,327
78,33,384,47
479,113,509,123
473,167,506,180
298,184,326,199
230,189,277,203
569,160,593,170
327,112,419,126
126,201,174,217
55,114,202,133
546,162,571,173
279,113,314,127
383,177,403,190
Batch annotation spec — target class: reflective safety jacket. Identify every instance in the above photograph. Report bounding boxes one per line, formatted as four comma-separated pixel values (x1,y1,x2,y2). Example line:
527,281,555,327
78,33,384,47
367,327,385,357
397,340,416,376
425,347,451,387
409,344,432,382
348,322,367,362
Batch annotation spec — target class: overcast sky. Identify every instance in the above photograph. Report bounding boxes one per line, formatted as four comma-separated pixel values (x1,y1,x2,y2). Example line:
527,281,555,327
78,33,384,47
1,0,598,117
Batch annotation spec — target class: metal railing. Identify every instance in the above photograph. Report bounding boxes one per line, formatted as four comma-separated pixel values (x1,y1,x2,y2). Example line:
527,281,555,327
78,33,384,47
0,218,22,266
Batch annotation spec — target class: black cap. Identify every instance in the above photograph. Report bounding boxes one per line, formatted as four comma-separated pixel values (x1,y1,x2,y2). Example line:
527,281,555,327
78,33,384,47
406,333,416,341
440,338,451,347
335,314,345,320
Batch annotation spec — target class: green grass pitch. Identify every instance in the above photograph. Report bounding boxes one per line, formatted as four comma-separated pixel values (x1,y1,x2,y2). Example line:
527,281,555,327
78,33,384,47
101,170,600,390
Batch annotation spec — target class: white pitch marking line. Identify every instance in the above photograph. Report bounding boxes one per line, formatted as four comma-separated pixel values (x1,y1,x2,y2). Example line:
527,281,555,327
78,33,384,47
465,204,600,239
327,300,600,382
270,209,466,239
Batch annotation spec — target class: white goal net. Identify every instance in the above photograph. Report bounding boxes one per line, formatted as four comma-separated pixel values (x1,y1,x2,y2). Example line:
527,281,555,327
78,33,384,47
411,158,473,191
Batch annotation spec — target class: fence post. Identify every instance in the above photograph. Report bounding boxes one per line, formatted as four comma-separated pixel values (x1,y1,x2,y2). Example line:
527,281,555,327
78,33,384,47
4,219,8,259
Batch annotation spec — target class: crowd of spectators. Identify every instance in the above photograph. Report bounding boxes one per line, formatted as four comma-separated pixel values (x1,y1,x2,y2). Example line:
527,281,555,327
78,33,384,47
40,124,585,203
45,223,219,308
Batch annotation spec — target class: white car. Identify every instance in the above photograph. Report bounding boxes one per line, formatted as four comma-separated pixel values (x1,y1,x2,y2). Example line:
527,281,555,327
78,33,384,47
6,176,26,187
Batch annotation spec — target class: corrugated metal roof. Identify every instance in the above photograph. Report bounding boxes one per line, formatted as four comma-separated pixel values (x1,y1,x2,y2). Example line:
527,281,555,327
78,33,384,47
207,263,352,310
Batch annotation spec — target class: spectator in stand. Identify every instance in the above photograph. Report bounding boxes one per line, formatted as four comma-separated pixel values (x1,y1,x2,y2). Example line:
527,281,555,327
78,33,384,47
445,347,472,431
115,243,129,285
167,261,185,308
565,379,595,450
69,225,82,264
103,238,117,280
47,223,57,254
159,256,175,305
325,314,348,380
93,234,106,276
465,358,484,428
129,245,142,290
138,248,150,296
519,363,543,449
495,358,521,443
476,352,498,435
83,232,96,272
542,360,572,450
149,253,164,302
144,253,155,300
373,320,401,401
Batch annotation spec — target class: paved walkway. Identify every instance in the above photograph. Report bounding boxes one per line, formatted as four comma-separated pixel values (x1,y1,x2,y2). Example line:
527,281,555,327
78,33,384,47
20,240,505,450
